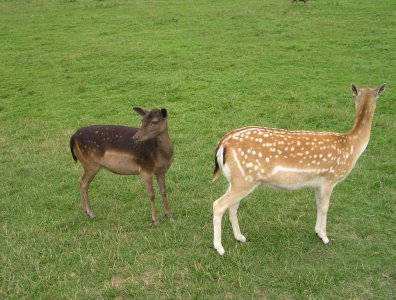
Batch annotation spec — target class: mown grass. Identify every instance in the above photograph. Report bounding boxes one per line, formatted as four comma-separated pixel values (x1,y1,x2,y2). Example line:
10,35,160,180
1,0,395,298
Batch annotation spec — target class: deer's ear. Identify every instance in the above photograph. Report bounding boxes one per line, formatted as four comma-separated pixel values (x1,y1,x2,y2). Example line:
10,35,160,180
160,108,167,119
352,84,359,97
375,84,386,98
133,107,148,116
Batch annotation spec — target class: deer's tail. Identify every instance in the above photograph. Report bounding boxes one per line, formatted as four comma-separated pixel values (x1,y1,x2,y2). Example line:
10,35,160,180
213,145,226,182
70,135,78,162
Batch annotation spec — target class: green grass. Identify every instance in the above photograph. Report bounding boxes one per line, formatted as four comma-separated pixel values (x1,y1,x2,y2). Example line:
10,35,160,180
1,0,395,298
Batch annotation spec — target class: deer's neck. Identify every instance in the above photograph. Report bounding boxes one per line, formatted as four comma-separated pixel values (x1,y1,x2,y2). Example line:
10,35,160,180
347,101,375,157
157,126,173,160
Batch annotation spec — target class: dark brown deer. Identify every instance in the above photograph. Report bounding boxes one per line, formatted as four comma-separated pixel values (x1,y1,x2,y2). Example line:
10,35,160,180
70,107,173,225
212,84,385,255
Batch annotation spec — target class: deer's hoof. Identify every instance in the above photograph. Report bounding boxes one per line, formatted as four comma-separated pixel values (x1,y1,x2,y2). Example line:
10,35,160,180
165,212,173,220
214,244,225,256
85,210,95,219
317,234,331,245
152,220,160,226
235,234,246,243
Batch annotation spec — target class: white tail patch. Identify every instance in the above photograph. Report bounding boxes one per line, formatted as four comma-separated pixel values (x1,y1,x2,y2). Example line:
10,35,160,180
216,146,225,170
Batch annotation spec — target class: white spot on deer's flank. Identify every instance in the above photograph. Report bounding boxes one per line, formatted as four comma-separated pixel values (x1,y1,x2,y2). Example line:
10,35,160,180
271,166,320,175
233,150,246,178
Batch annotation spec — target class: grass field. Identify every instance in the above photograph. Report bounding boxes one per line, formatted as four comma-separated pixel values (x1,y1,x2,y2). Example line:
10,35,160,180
1,0,395,298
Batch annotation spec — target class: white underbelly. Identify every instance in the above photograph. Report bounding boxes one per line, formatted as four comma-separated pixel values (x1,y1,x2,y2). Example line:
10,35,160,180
261,166,325,190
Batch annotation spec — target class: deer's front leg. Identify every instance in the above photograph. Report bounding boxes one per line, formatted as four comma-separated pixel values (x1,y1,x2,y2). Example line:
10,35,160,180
156,173,173,220
315,182,335,244
142,173,159,226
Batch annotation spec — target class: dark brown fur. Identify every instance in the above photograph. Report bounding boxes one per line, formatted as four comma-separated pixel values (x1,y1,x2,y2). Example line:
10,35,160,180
70,108,173,225
70,125,159,173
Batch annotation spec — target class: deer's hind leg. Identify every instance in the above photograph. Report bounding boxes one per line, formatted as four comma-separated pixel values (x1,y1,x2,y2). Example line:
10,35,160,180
213,182,258,255
229,201,245,243
79,164,101,219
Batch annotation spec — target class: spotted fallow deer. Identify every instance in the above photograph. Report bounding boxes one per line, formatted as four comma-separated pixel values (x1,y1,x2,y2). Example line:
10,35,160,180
212,84,386,255
70,107,173,225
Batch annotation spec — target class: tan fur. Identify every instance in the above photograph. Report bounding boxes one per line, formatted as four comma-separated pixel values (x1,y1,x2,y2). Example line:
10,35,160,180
212,85,385,255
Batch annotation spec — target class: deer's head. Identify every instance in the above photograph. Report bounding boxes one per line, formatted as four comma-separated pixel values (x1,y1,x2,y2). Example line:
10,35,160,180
132,107,168,142
352,84,386,111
